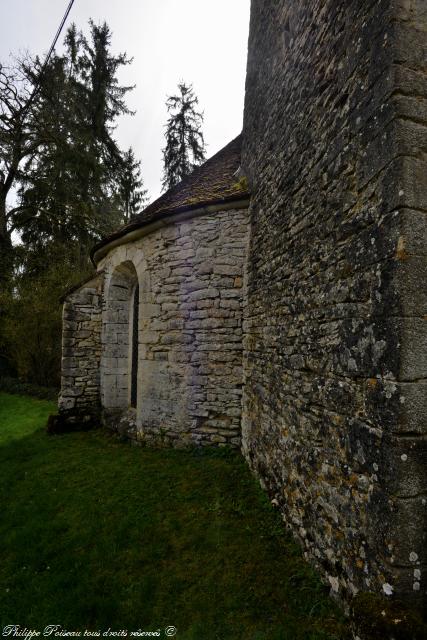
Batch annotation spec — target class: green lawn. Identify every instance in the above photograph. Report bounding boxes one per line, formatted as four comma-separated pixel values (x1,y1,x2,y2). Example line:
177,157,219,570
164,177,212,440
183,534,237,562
0,393,347,639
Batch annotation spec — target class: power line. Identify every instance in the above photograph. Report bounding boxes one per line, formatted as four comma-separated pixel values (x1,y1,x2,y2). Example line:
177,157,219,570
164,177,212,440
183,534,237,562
23,0,75,119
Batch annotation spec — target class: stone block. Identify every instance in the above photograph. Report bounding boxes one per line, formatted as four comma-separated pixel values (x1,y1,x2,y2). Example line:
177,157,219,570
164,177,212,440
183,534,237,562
160,331,193,345
189,288,219,301
140,330,159,344
140,303,161,318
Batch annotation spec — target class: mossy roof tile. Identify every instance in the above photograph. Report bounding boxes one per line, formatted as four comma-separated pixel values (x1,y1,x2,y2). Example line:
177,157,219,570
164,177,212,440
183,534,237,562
91,134,249,261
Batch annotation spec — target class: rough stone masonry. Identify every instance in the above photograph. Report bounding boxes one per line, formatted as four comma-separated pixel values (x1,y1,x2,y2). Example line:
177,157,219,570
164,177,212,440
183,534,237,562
59,273,104,420
97,207,249,448
241,0,426,617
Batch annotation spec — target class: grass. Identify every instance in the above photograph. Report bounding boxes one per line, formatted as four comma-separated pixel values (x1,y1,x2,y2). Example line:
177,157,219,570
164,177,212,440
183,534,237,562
0,393,347,639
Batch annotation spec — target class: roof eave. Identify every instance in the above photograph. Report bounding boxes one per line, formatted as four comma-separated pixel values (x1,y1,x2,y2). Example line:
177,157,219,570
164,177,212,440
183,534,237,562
91,193,250,266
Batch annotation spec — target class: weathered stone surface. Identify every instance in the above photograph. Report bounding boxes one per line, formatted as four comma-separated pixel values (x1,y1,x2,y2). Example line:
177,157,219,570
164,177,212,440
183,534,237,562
241,0,426,619
58,273,103,418
95,207,249,447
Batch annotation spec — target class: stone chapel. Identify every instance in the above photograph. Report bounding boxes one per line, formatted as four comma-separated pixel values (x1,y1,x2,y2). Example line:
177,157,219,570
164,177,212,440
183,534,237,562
60,135,249,447
57,0,426,624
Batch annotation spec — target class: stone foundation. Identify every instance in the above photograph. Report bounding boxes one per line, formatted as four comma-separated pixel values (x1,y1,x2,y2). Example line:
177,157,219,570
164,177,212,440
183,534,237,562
102,408,139,442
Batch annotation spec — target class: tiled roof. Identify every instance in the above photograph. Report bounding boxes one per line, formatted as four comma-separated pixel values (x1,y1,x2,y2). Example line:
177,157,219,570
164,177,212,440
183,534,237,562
91,134,249,262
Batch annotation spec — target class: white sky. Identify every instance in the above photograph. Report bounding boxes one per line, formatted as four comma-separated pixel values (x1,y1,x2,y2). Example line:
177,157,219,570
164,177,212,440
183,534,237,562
1,0,250,202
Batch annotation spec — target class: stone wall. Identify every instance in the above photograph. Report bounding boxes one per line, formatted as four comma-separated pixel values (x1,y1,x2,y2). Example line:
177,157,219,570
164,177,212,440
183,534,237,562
98,206,249,447
241,0,426,612
59,273,103,418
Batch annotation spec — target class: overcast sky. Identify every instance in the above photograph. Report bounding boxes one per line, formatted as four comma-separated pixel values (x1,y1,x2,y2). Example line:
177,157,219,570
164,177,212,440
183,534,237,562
1,0,250,201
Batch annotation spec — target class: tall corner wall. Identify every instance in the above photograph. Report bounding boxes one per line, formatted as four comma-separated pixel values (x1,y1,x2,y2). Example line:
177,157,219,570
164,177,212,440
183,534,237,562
59,273,104,416
241,0,426,610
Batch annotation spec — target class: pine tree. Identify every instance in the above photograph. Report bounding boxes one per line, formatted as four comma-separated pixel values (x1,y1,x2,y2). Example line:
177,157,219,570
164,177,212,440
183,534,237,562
162,82,206,191
118,147,148,222
0,20,144,383
81,21,135,174
14,21,136,258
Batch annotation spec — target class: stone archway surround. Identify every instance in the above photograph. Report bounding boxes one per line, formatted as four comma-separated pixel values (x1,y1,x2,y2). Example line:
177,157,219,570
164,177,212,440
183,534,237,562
101,260,139,414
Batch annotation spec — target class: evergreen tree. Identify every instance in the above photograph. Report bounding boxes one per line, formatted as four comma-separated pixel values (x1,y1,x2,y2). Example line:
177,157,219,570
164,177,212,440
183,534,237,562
0,20,144,382
80,21,135,184
162,82,206,191
118,147,148,222
13,21,136,260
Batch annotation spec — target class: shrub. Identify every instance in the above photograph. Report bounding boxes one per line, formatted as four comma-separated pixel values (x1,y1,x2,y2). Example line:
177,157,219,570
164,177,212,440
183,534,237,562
0,375,58,401
0,246,92,388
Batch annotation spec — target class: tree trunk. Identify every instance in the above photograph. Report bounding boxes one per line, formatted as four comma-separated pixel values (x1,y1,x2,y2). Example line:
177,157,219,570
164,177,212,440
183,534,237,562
0,192,13,290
